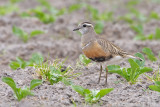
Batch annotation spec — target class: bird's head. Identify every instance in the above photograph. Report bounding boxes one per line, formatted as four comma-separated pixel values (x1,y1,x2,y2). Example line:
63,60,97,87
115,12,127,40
73,22,94,34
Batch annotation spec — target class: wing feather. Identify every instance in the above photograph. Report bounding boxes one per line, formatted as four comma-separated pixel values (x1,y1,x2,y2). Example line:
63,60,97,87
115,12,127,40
97,39,128,57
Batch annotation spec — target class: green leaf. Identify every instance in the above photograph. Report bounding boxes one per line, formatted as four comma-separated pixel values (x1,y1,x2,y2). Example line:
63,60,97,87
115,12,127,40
130,24,143,34
94,21,104,34
134,34,147,40
95,88,113,99
150,11,159,19
9,57,28,70
139,67,152,74
30,79,42,90
149,85,160,92
2,77,20,100
155,81,160,86
119,14,134,24
134,52,145,67
155,28,160,39
37,0,51,8
17,87,34,101
128,58,139,71
30,30,44,38
142,47,157,62
79,54,91,66
9,61,20,70
12,26,29,42
2,77,17,92
10,0,22,4
127,0,140,7
0,5,18,16
100,11,113,21
2,77,37,101
68,4,82,13
147,34,154,40
12,26,26,36
29,53,44,65
71,85,85,97
61,77,72,86
107,65,121,71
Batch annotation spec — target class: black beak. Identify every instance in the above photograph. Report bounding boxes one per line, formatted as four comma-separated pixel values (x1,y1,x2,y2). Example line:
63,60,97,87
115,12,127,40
73,28,80,31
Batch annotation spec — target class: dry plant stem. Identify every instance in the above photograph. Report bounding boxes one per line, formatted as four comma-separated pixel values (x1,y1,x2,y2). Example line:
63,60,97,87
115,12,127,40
98,63,102,84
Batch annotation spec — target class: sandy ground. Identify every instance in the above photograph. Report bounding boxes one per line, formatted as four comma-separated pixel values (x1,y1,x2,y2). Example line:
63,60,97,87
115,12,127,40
0,0,160,107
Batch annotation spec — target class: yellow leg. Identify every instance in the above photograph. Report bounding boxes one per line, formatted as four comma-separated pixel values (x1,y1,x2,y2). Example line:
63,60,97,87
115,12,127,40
98,64,102,84
105,67,108,85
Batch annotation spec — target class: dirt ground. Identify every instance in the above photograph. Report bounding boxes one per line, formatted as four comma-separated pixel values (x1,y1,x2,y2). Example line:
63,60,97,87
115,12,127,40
0,0,160,107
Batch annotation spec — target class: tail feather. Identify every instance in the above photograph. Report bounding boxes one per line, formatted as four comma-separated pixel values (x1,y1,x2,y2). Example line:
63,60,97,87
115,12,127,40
126,55,143,61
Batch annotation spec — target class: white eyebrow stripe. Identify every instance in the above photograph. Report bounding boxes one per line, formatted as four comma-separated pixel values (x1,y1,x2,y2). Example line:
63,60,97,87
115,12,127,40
84,23,93,27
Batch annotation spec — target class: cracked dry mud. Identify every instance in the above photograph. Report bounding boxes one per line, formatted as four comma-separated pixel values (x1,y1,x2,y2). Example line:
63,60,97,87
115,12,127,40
0,0,160,107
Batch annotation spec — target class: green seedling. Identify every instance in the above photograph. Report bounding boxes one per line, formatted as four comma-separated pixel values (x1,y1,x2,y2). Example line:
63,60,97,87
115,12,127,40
71,85,113,103
10,0,22,4
12,25,44,42
79,54,91,66
68,4,83,13
131,24,149,40
34,59,78,85
0,4,19,16
149,11,160,20
149,81,160,92
144,50,160,82
21,7,55,24
108,53,152,84
130,24,143,34
21,0,66,24
155,28,160,39
94,21,105,34
132,24,160,40
2,77,42,101
142,47,157,62
145,69,160,82
86,5,113,34
126,0,140,7
9,53,44,70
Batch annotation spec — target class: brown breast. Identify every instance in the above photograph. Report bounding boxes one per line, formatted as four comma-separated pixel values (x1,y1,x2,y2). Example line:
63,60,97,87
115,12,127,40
82,41,111,59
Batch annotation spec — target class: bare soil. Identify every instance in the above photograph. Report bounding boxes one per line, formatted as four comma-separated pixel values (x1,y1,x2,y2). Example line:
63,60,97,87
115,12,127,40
0,0,160,107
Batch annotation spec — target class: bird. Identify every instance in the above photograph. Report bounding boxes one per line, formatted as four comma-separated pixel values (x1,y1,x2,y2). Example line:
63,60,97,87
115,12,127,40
73,22,142,85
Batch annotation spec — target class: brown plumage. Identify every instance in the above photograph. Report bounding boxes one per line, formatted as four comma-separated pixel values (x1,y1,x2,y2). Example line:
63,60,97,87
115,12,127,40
73,22,142,85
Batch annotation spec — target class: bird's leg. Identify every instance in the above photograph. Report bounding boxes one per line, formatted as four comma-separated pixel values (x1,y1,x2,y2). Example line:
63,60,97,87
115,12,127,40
105,66,108,85
98,63,102,84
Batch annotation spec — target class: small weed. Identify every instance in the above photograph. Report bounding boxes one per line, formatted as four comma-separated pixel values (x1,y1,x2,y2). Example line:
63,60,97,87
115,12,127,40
142,47,157,62
0,4,19,16
21,0,65,24
149,11,160,20
34,59,79,85
108,53,152,84
143,48,160,82
12,25,44,42
145,69,160,82
132,24,160,40
10,0,22,4
86,5,113,34
149,81,160,92
9,53,44,70
68,4,83,13
79,54,91,66
2,77,42,101
71,85,113,103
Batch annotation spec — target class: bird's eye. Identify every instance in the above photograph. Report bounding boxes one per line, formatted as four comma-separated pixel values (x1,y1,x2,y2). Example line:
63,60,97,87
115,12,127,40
83,24,86,27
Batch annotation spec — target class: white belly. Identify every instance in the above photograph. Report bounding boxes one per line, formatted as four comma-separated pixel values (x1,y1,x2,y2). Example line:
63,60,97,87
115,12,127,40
104,56,127,65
